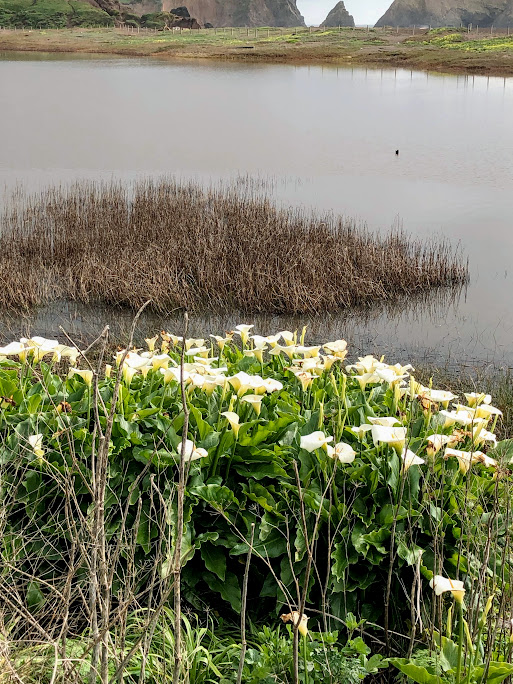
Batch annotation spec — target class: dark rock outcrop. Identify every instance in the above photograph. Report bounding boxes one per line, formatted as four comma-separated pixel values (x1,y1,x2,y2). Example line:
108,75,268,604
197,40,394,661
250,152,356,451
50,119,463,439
376,0,513,28
171,0,305,27
170,5,190,16
140,9,200,26
320,1,355,27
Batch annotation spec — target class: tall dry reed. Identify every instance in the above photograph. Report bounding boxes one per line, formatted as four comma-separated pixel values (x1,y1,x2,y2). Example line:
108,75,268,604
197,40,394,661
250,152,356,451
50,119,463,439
0,179,468,314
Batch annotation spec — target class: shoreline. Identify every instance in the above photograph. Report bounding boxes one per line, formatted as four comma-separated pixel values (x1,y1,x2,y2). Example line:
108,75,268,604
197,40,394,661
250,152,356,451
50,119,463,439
1,26,513,76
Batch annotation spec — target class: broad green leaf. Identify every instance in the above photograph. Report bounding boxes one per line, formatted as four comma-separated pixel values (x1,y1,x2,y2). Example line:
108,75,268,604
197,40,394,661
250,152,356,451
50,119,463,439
201,543,227,581
26,581,45,609
206,571,241,612
488,439,513,464
191,484,239,511
388,659,443,684
472,662,513,683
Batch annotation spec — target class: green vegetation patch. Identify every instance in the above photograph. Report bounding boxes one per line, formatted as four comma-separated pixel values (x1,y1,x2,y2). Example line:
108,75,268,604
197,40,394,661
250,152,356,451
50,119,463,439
0,0,114,28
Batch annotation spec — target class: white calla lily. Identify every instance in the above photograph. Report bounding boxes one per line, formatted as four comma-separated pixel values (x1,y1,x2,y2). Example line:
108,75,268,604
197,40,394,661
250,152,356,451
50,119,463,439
300,431,333,453
28,434,45,459
368,416,402,427
221,411,241,438
371,425,407,453
330,442,356,464
430,575,465,603
464,392,491,407
400,448,424,471
68,367,93,387
241,394,263,416
177,439,208,462
234,325,254,345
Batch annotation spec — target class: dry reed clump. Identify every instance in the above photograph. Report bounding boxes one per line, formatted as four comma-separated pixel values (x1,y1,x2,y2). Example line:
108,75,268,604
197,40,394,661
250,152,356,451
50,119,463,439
0,179,469,315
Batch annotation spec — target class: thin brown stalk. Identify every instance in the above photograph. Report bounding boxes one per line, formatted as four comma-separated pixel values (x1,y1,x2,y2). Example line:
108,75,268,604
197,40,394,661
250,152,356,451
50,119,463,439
236,523,255,684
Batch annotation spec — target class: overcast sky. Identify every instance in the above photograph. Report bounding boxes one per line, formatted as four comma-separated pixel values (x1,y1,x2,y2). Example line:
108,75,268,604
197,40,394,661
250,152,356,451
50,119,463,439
297,0,392,26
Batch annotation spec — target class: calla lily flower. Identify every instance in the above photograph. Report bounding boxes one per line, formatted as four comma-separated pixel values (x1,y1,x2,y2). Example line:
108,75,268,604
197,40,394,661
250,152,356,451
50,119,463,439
262,378,283,393
475,404,503,419
347,425,372,439
251,335,268,349
234,325,254,345
177,439,208,462
269,344,297,361
55,345,81,365
145,335,158,352
28,434,45,459
228,371,253,396
356,372,380,391
32,341,62,363
264,334,282,347
440,409,477,427
122,365,139,385
329,442,356,464
68,367,93,387
444,447,493,474
400,448,424,471
430,575,465,603
347,355,385,375
295,345,321,358
241,394,263,416
300,431,333,453
473,427,497,447
294,358,319,372
151,354,171,371
210,334,233,351
160,367,189,385
426,434,452,457
243,348,266,363
105,364,112,378
221,411,241,438
125,352,152,370
421,389,457,408
294,371,314,392
280,611,309,637
322,355,339,371
473,452,498,468
185,338,205,351
464,392,491,407
185,346,209,358
0,341,33,362
323,340,348,358
389,362,414,375
376,368,408,385
371,425,407,453
278,330,296,346
368,416,402,427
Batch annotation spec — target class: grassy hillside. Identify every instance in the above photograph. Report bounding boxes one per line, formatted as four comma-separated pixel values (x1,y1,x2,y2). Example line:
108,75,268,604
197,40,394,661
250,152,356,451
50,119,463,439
0,0,114,27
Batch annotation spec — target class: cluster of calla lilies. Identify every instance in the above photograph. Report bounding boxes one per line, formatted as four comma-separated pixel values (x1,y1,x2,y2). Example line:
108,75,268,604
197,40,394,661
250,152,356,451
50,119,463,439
0,325,505,476
0,325,507,636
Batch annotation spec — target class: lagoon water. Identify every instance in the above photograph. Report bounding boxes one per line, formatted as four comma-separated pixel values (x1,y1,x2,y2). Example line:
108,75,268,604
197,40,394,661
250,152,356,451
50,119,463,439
1,52,512,370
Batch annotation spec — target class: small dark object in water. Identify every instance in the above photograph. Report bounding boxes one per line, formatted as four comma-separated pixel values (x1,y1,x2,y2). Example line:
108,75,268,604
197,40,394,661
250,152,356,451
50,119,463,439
395,149,399,155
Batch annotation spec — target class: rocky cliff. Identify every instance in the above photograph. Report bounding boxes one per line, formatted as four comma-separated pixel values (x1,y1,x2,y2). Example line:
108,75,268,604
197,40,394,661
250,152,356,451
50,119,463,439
375,0,513,27
320,1,355,27
160,0,305,26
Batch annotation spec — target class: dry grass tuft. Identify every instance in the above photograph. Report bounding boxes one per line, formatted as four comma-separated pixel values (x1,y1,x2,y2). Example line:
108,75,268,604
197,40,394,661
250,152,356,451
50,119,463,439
0,179,468,315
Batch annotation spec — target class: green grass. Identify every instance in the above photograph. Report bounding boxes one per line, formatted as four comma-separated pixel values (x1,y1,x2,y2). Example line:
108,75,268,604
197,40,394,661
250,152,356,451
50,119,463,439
0,0,114,27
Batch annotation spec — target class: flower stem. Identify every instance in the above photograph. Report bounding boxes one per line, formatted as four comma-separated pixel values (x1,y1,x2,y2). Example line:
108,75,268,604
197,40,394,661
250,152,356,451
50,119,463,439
456,599,464,683
302,633,309,684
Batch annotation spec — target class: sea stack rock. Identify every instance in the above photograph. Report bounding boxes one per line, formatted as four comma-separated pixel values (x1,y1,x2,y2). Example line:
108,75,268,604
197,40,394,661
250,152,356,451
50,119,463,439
179,0,305,27
320,1,355,27
375,0,513,28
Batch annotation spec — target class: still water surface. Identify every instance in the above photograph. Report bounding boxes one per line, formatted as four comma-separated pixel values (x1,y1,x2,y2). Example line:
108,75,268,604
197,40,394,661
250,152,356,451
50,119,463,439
1,53,512,369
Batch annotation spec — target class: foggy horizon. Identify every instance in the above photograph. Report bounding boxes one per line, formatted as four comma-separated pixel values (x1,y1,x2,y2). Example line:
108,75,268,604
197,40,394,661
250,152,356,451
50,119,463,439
297,0,392,26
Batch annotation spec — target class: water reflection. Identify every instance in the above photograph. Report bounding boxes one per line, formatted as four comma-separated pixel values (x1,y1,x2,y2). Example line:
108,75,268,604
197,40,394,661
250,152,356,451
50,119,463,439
0,55,512,370
5,283,508,373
